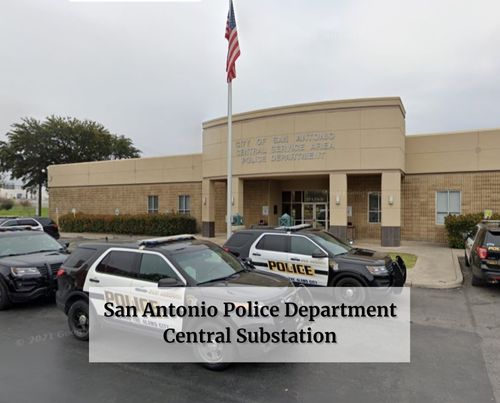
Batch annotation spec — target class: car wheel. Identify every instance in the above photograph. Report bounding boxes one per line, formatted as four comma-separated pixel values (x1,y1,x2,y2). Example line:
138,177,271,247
68,300,90,341
332,276,367,305
464,250,470,267
0,280,12,310
193,321,234,371
471,274,484,287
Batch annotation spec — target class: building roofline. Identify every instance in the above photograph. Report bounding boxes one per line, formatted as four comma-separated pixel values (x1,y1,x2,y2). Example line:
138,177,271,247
407,127,500,138
202,97,406,129
47,153,202,169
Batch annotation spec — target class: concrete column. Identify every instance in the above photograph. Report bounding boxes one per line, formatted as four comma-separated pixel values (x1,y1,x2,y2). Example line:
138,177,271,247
381,171,402,246
329,173,348,241
202,179,216,237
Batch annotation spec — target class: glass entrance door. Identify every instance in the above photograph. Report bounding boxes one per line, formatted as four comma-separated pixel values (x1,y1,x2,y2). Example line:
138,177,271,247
303,203,328,229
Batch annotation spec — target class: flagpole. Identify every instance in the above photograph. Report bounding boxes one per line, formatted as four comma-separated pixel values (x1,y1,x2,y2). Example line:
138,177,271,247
226,80,233,239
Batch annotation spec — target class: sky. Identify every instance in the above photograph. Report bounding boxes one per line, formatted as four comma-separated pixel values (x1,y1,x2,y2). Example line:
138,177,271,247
1,0,499,157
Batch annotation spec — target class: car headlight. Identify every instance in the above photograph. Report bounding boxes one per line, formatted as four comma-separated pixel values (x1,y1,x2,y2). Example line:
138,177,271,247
365,265,388,275
11,267,41,277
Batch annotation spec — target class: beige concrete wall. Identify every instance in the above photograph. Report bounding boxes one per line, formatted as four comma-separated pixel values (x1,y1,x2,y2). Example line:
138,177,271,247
48,154,203,188
347,175,382,239
203,97,406,179
49,182,202,230
406,128,500,174
401,171,500,243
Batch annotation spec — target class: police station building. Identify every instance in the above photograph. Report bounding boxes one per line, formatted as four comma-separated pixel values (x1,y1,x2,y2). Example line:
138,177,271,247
48,97,500,246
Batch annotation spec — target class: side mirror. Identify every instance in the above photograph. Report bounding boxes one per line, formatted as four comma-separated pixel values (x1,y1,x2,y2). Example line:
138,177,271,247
312,249,328,259
462,232,471,241
158,277,184,288
242,257,254,269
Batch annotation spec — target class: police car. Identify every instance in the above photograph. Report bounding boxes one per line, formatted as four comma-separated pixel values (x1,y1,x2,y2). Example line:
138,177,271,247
223,224,406,295
56,235,295,369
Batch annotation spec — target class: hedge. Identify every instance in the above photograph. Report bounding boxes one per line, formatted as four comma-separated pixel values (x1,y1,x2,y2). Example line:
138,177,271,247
444,212,500,249
59,213,197,236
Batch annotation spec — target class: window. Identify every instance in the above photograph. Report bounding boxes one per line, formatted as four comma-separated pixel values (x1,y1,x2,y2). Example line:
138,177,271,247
63,247,97,269
148,195,159,214
436,191,461,224
18,219,38,227
178,195,191,215
255,234,288,253
290,236,318,256
138,253,180,283
368,192,381,223
96,251,139,278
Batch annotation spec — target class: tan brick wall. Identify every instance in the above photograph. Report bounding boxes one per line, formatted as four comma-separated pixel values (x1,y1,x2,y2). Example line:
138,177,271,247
347,175,382,240
49,182,202,230
402,172,500,243
214,182,227,233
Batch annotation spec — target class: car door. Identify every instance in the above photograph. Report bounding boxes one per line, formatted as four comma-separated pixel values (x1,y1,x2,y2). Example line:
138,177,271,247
84,248,140,292
249,233,290,278
288,235,330,286
131,251,186,331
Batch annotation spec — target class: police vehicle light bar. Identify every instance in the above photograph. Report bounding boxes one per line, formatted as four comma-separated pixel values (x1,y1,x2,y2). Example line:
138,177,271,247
274,223,312,231
138,234,196,247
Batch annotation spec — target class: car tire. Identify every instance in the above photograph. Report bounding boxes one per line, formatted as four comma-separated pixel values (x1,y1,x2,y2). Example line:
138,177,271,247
0,280,12,310
68,300,90,341
471,274,484,287
464,251,470,267
193,321,234,371
332,276,367,305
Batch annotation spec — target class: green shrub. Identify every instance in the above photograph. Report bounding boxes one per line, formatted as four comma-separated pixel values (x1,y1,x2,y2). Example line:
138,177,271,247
59,213,197,236
0,198,14,211
444,212,500,248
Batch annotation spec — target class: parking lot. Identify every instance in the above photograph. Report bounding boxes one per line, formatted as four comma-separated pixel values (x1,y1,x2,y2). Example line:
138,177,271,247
0,258,498,403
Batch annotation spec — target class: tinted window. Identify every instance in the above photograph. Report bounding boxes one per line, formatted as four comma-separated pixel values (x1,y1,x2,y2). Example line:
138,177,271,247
290,236,318,256
256,235,288,253
226,232,254,247
484,231,500,247
2,220,19,227
64,248,97,268
138,254,180,283
96,251,139,278
310,232,351,256
18,219,38,226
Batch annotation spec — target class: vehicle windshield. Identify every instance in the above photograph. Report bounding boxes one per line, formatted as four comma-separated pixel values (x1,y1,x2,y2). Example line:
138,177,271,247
0,234,63,257
310,231,352,256
172,244,244,284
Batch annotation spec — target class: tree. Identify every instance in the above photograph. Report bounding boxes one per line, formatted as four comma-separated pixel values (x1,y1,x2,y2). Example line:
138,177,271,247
0,116,141,215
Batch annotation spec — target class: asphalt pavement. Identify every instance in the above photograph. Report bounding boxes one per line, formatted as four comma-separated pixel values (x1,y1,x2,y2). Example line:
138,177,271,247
0,258,499,403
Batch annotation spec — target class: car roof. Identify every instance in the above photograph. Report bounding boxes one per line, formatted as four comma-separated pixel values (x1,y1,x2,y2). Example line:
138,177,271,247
74,237,216,255
479,221,500,231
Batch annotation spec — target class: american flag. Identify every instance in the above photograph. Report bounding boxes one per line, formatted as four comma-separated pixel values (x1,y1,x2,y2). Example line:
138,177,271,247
225,0,240,83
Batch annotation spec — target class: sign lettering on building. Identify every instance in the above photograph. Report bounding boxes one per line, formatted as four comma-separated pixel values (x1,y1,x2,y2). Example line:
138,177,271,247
236,133,335,165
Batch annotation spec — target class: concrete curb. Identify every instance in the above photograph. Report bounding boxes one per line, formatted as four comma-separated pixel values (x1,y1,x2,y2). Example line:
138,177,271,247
409,249,464,289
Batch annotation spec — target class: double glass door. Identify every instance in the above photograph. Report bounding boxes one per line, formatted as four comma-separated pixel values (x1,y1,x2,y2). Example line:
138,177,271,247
303,203,328,229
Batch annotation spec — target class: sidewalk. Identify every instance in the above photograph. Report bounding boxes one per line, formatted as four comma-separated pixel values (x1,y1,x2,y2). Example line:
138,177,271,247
61,233,463,289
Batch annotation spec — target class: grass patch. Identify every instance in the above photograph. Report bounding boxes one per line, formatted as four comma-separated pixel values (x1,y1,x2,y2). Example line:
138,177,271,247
389,252,417,269
0,206,48,217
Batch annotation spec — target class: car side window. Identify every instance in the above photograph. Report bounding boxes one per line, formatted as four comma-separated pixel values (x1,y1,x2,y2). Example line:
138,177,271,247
3,220,19,227
138,253,180,283
96,251,139,278
255,234,288,252
18,219,38,227
290,236,319,256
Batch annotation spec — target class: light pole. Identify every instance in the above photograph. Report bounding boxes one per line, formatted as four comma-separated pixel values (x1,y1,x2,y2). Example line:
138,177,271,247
38,168,46,216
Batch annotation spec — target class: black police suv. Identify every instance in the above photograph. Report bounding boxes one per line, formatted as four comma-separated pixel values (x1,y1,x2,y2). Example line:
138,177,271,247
223,224,407,291
0,230,68,309
464,220,500,286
